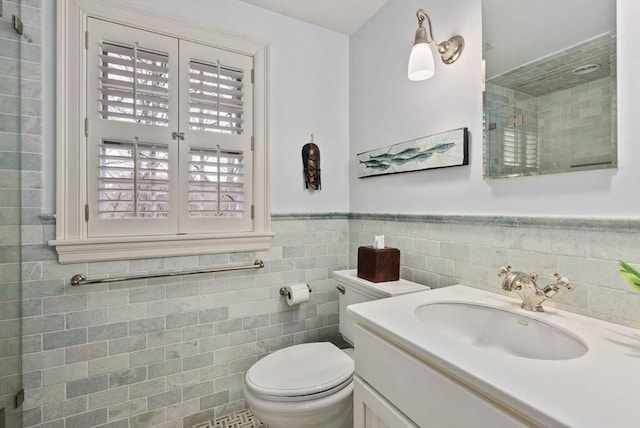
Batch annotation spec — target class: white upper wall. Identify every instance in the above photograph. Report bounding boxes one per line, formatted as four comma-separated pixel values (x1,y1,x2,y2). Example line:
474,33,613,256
45,0,639,217
349,0,640,217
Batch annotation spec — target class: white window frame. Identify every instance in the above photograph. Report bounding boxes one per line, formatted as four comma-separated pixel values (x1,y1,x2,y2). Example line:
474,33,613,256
51,0,271,263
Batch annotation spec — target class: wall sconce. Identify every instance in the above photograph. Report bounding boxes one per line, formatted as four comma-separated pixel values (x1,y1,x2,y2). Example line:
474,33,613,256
407,9,464,81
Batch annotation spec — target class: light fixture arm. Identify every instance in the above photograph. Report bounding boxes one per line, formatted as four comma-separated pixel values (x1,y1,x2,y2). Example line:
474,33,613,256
415,9,436,45
413,8,464,65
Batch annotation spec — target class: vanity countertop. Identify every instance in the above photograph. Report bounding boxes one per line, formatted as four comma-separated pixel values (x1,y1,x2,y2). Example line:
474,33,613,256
348,285,640,427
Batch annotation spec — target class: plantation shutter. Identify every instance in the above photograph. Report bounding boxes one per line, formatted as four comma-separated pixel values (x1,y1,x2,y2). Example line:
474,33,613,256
98,42,170,126
98,140,170,219
86,18,180,237
502,125,538,172
492,104,538,174
178,41,253,233
188,147,245,218
189,60,245,134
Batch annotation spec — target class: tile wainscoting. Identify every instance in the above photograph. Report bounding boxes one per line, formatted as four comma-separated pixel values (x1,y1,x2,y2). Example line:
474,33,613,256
13,214,640,428
349,213,640,329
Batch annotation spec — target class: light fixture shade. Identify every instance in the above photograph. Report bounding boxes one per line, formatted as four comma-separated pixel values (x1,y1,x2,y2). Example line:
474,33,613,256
408,42,435,81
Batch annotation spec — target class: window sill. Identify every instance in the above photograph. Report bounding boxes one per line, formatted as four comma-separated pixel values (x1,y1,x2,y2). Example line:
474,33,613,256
49,232,274,264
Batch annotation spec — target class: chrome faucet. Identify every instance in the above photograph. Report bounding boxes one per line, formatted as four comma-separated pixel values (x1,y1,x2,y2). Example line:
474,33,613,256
498,266,571,312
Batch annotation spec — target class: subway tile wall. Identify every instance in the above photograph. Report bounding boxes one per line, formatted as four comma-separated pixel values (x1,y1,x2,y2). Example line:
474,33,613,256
20,218,349,427
537,76,615,172
350,218,640,329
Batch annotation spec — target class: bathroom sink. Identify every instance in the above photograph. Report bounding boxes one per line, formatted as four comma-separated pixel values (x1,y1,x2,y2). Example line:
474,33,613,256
350,285,639,426
415,302,587,360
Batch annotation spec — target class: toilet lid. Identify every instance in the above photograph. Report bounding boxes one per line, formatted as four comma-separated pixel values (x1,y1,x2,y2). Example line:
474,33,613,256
245,342,354,398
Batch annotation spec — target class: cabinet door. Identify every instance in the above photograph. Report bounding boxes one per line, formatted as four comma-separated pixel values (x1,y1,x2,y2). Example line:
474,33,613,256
354,376,418,428
355,325,530,427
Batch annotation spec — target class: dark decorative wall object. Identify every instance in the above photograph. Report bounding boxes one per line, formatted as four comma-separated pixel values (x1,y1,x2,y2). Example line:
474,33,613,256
302,135,321,190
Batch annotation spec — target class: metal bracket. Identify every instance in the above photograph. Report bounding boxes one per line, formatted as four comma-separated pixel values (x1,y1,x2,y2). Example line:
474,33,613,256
13,15,23,35
15,389,24,408
171,131,185,140
506,114,523,128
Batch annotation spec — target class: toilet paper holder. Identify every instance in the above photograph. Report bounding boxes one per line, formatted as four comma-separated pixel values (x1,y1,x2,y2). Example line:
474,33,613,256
279,284,312,298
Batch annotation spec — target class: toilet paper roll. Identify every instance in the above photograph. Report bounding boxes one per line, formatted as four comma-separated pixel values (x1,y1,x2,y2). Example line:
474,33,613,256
285,283,310,306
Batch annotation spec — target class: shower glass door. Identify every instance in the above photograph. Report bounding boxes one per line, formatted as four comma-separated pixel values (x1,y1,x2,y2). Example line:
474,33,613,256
0,0,23,427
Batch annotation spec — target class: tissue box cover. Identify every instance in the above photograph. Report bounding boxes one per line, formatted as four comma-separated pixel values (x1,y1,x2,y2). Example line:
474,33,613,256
357,246,400,283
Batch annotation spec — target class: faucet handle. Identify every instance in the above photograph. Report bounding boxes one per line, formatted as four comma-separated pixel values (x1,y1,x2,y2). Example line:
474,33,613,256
497,266,512,276
554,273,571,290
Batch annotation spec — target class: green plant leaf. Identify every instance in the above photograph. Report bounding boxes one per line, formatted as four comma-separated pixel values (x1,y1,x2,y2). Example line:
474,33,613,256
619,271,640,287
619,260,640,277
618,260,640,292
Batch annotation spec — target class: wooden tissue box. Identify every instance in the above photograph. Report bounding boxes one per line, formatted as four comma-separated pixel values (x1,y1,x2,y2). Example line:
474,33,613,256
357,246,400,283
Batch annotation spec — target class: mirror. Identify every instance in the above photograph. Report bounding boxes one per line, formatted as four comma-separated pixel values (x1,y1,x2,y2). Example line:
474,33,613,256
482,0,617,179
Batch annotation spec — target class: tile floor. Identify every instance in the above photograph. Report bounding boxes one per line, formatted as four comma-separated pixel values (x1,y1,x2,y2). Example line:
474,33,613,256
193,408,265,428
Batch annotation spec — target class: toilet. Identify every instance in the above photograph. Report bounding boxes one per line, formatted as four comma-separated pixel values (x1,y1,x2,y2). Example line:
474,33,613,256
244,269,428,428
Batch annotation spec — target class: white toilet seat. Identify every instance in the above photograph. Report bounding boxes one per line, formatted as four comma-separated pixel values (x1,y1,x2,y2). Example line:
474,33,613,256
247,375,353,402
245,342,354,401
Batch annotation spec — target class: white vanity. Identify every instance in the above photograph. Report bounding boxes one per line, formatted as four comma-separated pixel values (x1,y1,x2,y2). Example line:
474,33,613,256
348,285,640,427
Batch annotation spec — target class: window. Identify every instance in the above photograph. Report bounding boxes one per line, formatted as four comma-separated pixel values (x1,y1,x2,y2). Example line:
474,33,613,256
52,1,271,263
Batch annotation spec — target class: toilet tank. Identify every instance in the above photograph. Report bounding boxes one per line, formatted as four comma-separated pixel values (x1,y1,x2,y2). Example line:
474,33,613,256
333,269,428,345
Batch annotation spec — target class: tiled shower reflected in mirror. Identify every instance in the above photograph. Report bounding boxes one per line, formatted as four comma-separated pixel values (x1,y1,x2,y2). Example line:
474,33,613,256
484,27,617,179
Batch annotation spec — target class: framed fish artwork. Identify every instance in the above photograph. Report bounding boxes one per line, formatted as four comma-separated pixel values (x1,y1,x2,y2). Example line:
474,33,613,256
357,127,468,178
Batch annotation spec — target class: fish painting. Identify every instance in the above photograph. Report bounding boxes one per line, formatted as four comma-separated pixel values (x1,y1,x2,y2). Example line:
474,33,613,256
357,128,468,178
